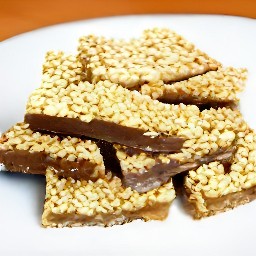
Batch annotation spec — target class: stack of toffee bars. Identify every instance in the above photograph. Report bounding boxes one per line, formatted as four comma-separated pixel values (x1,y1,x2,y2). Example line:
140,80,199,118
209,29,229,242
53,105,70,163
1,28,255,227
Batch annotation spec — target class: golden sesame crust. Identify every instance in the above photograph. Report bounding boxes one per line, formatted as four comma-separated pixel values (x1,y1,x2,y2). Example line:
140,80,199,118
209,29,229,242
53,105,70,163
184,130,256,218
42,51,86,85
26,64,247,154
42,168,175,227
26,50,247,154
0,123,105,178
78,28,220,88
140,67,248,104
43,51,244,108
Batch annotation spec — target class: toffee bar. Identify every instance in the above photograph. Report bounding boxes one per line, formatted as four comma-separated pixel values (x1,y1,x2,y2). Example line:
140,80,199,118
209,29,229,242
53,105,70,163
78,28,220,88
25,74,247,153
183,130,256,218
140,67,247,106
42,168,176,227
44,51,246,108
115,144,236,193
0,123,105,181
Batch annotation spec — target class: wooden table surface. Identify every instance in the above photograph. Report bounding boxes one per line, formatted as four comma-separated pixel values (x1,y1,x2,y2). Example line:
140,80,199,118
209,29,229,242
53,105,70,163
1,0,255,41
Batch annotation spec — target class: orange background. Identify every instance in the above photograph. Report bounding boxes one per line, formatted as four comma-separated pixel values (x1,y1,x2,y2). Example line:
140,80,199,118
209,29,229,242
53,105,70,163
1,0,256,41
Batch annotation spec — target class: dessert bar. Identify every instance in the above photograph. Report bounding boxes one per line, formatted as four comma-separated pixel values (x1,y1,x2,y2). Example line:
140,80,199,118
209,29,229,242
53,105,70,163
184,130,256,218
0,123,105,180
78,28,220,88
42,167,176,227
140,67,247,107
115,143,235,193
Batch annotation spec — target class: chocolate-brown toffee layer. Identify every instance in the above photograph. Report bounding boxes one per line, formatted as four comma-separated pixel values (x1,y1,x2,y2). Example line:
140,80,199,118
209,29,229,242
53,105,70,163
25,114,185,153
0,122,106,180
121,146,235,193
95,140,122,178
0,149,98,180
158,94,236,109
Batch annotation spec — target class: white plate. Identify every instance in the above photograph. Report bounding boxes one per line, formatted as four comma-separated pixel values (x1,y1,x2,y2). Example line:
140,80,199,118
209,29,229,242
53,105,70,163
0,14,256,256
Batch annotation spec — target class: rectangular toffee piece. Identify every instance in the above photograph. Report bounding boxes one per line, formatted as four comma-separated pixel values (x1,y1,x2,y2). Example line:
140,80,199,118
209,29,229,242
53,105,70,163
140,67,247,107
183,130,256,219
42,167,176,227
78,28,220,88
112,108,248,193
114,143,236,193
0,123,105,181
25,69,247,153
45,51,246,108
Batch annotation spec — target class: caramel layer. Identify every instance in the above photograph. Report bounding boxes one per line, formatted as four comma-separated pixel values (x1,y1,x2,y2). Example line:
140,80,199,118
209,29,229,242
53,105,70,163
42,203,170,228
0,149,98,181
184,185,256,219
122,146,235,193
25,114,185,153
158,94,235,109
